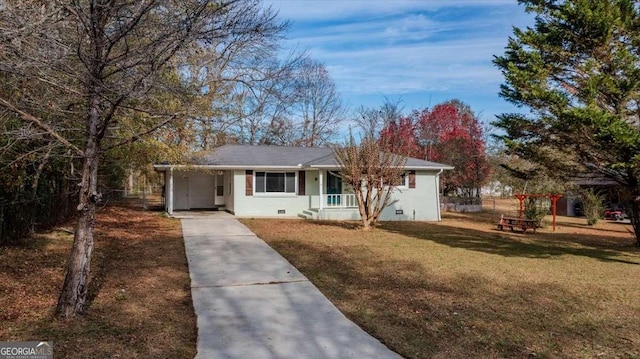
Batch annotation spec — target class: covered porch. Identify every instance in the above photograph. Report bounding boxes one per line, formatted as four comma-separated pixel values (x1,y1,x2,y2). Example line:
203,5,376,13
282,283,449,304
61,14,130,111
299,169,359,220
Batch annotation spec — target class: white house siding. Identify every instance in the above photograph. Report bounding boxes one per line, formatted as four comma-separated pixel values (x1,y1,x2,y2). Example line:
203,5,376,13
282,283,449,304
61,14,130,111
380,170,440,221
306,170,320,196
232,169,317,217
319,209,361,220
224,170,234,212
231,169,441,221
317,170,440,221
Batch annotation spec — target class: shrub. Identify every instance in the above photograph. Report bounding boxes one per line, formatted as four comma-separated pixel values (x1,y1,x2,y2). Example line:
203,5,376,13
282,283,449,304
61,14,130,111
523,197,549,227
581,189,604,226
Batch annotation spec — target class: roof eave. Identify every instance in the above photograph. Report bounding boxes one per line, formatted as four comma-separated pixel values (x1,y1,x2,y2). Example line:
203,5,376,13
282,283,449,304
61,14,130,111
307,164,454,170
153,164,304,171
154,163,455,171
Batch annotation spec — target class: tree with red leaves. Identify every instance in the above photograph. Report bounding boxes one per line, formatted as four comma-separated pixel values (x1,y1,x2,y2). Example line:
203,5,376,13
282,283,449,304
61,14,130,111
379,99,490,197
378,116,420,157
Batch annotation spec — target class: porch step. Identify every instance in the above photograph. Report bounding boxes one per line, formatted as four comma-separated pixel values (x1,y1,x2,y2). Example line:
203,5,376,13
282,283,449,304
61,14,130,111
299,209,319,220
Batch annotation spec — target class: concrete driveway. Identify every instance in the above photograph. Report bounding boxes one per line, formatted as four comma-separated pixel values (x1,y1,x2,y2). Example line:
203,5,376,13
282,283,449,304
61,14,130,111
181,217,403,359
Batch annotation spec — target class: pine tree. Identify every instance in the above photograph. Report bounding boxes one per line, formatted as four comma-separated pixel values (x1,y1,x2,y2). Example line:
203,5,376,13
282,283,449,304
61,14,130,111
493,0,640,245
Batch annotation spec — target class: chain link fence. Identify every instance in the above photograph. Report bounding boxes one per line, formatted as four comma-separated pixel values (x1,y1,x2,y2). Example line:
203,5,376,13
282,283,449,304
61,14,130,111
440,196,483,212
0,191,78,244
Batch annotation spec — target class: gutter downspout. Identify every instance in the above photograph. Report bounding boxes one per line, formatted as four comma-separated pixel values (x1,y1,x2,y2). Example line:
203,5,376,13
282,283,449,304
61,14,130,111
435,169,443,221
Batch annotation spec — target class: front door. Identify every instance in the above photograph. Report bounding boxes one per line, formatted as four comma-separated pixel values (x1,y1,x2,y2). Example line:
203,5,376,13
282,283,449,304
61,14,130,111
174,175,189,210
214,174,225,206
326,172,342,205
188,172,216,208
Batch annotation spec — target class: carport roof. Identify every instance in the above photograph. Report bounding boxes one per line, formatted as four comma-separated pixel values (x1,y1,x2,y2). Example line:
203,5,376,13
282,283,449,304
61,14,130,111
154,144,453,170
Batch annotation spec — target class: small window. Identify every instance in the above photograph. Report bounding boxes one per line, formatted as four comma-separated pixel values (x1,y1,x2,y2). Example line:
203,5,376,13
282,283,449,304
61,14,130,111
255,172,296,193
398,172,408,187
383,172,409,187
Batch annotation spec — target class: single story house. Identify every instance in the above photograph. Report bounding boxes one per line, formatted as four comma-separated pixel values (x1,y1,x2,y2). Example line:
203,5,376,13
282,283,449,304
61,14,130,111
153,144,453,221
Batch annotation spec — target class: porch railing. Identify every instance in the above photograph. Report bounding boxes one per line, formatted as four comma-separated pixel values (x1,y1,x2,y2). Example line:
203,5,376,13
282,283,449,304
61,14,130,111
325,194,357,208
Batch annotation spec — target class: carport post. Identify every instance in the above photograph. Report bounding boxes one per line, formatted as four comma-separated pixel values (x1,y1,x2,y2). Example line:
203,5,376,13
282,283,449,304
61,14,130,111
319,170,323,210
168,167,174,215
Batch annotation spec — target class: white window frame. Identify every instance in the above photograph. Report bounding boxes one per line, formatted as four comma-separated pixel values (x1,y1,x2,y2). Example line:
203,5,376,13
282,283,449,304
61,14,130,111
397,171,409,189
382,171,409,189
254,171,298,196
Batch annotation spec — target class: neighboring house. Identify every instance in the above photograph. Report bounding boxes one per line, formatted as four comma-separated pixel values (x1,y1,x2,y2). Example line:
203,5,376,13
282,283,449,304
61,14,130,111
557,175,624,216
153,144,453,221
481,181,514,198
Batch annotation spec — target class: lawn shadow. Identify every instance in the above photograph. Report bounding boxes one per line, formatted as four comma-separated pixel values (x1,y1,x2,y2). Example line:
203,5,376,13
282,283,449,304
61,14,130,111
376,221,640,265
554,220,635,234
442,210,501,225
265,238,637,358
309,220,363,230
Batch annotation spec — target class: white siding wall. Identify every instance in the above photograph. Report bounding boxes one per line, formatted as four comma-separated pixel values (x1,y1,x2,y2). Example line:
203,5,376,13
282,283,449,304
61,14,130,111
317,170,440,221
379,170,440,221
306,170,320,196
232,169,315,217
224,170,234,212
231,169,441,221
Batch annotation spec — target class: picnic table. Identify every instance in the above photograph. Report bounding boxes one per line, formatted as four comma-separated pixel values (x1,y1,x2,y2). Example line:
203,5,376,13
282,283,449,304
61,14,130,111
497,215,537,233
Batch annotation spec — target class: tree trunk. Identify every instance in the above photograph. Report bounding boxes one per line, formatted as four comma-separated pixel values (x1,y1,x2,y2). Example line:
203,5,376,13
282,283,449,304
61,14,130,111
56,95,101,318
355,188,372,230
55,152,99,317
630,194,640,247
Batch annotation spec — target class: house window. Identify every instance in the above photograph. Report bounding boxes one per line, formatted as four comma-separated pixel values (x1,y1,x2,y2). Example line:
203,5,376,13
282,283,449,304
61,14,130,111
398,172,408,187
383,172,409,188
255,172,296,193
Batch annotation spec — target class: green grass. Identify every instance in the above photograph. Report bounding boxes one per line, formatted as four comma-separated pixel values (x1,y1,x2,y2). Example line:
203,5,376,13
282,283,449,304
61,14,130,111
241,214,640,359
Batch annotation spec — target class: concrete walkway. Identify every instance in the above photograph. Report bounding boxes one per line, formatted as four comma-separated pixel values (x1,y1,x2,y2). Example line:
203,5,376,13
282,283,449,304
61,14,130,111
181,217,403,359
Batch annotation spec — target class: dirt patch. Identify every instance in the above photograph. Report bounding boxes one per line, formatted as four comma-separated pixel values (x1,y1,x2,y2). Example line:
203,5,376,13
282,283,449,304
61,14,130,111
0,201,196,358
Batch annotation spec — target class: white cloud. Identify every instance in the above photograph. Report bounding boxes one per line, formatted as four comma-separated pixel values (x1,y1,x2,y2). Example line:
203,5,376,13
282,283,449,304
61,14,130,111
308,37,506,96
267,0,534,116
267,0,521,21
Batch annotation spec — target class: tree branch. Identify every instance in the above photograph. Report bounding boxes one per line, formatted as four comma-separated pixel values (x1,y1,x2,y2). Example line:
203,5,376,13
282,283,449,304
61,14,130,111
101,114,177,152
0,97,84,157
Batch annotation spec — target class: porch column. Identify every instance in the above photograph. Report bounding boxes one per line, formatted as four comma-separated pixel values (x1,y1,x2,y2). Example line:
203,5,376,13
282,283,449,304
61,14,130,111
168,167,174,215
319,170,323,210
435,169,442,221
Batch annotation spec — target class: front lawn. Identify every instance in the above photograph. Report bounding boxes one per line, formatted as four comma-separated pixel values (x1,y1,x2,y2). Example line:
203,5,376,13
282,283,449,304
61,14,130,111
241,211,640,359
0,201,196,358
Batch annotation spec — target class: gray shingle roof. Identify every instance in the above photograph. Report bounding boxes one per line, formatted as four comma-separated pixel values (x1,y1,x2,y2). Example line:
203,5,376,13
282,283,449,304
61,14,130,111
191,144,453,170
198,144,333,167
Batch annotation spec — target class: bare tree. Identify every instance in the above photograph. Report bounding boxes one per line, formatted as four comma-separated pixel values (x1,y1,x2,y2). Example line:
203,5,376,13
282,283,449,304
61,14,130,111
353,106,383,141
352,97,403,140
0,0,286,317
232,57,301,144
334,138,406,230
292,59,345,146
222,56,343,146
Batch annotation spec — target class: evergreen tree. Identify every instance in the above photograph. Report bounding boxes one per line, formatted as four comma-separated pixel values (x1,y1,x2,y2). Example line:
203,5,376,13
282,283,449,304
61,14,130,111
493,0,640,245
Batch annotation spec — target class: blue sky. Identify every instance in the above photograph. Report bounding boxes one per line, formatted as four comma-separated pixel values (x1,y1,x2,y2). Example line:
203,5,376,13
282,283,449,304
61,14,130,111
267,0,534,126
